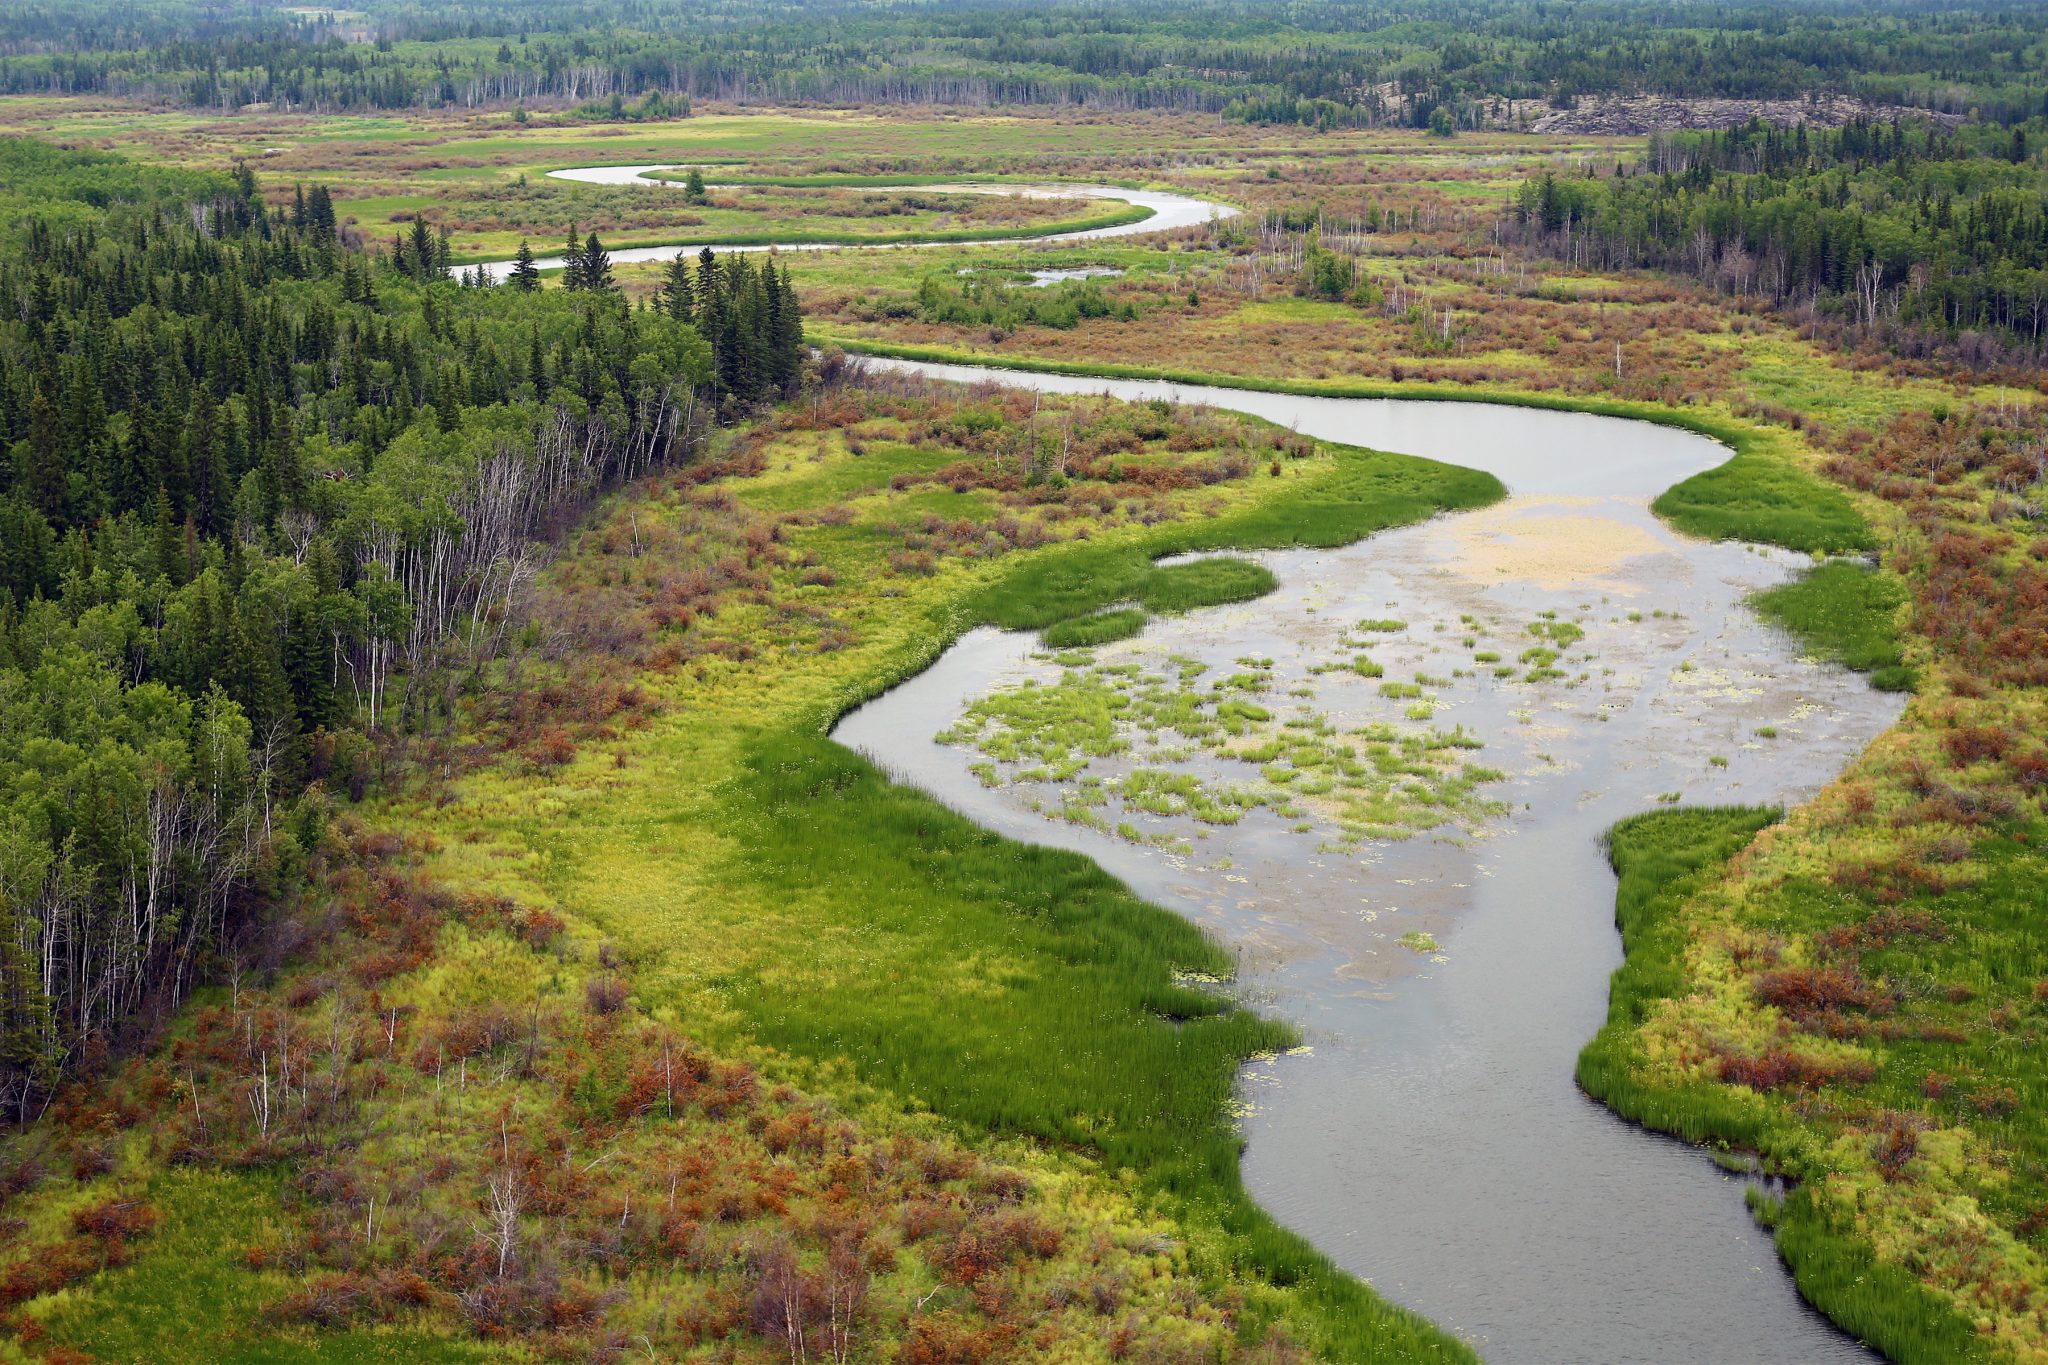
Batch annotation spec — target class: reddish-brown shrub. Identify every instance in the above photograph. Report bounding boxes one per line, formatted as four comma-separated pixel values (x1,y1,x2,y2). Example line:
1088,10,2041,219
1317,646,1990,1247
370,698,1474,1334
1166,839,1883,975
1717,1049,1874,1092
1871,1114,1921,1181
1942,724,2013,766
584,976,629,1016
1750,966,1872,1017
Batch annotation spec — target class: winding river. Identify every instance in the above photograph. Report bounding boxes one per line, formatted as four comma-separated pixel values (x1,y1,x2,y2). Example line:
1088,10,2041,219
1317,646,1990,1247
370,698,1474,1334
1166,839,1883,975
489,173,1901,1360
477,166,1236,282
833,363,1899,1362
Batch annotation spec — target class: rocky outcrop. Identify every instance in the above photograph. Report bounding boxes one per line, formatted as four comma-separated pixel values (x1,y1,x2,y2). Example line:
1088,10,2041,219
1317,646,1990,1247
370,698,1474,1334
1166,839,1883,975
1522,94,1963,136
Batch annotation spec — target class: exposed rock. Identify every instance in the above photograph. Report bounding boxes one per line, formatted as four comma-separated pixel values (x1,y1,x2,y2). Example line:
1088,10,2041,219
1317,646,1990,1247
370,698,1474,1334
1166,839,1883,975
1520,94,1963,137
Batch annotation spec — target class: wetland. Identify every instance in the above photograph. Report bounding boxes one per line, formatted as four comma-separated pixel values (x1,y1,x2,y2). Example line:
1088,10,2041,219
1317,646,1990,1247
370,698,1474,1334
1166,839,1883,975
834,362,1903,1360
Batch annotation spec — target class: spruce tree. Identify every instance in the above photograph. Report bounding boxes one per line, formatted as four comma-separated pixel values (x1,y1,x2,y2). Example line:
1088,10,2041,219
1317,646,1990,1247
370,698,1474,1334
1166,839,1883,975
581,232,615,291
661,252,693,320
408,215,435,281
509,239,540,291
24,384,66,526
306,184,337,247
561,222,585,290
771,263,806,394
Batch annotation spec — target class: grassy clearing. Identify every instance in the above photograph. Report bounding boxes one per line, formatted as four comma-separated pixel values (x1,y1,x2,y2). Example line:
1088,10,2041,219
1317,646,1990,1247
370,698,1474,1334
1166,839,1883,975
1752,560,1916,692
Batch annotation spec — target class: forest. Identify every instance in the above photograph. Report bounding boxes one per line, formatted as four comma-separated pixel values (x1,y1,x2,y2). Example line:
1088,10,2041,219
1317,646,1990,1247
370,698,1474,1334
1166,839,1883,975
1506,116,2048,359
0,0,2045,127
0,135,804,1116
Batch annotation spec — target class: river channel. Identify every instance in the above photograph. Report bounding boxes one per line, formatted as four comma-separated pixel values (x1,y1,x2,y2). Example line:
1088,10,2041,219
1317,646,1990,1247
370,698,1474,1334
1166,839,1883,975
834,362,1901,1363
489,176,1900,1360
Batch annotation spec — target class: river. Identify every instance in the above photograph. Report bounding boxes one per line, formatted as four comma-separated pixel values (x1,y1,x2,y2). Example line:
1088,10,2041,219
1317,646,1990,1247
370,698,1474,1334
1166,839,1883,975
834,362,1901,1363
475,167,1238,282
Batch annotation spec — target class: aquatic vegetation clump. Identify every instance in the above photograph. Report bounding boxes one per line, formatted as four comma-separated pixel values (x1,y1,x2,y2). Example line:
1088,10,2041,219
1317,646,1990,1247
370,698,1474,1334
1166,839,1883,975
943,652,1509,848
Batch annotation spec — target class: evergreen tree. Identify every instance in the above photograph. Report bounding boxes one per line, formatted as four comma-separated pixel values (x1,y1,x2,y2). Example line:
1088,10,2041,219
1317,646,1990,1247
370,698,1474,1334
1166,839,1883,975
580,232,614,291
661,252,694,321
771,263,806,394
508,239,541,291
306,184,337,247
561,222,585,290
24,382,66,526
408,214,436,281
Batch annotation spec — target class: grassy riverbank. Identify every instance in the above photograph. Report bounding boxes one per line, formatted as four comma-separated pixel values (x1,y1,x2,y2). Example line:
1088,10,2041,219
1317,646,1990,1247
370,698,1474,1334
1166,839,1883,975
396,390,1502,1359
1582,809,1997,1363
1579,401,2048,1363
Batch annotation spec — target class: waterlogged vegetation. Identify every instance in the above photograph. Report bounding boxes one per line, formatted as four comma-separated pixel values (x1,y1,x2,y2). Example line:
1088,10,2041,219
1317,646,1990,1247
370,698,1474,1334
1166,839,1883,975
938,651,1509,849
1753,560,1917,692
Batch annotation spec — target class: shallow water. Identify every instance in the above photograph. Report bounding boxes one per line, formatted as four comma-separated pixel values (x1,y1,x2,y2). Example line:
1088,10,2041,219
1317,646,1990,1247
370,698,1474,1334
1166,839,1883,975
959,265,1127,287
477,168,1236,281
832,361,1902,1362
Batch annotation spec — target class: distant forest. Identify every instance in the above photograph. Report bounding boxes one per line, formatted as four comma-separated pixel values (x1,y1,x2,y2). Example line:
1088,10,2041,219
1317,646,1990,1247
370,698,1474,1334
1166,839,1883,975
0,0,2044,127
1506,116,2048,359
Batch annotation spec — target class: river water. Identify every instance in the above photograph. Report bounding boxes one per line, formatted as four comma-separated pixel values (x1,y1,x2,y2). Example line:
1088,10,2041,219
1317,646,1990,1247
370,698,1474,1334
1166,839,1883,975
831,361,1901,1363
475,167,1237,282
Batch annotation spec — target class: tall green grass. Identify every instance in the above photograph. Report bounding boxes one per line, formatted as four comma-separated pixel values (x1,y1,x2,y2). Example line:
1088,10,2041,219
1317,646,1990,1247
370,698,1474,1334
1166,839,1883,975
1041,606,1147,647
1651,451,1873,556
1032,556,1277,644
727,732,1474,1362
1752,560,1915,692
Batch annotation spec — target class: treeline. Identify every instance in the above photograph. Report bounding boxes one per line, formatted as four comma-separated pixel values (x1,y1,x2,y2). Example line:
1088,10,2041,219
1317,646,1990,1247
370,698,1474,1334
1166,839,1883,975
1,0,2044,126
0,136,797,1112
1505,118,2048,357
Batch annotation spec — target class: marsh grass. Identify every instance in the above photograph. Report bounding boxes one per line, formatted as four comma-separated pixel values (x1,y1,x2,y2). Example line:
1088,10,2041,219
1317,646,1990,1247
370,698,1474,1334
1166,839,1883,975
729,731,1469,1360
1041,607,1147,648
1751,560,1916,692
1581,807,2009,1364
1652,449,1872,555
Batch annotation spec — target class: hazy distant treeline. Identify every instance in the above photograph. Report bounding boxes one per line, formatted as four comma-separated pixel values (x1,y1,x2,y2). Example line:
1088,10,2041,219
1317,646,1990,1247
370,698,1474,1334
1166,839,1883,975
1,0,2044,127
